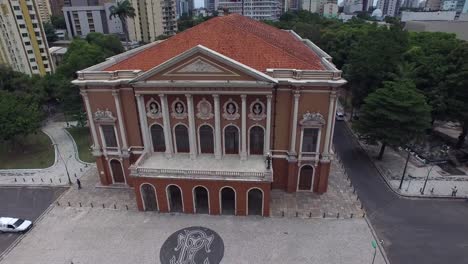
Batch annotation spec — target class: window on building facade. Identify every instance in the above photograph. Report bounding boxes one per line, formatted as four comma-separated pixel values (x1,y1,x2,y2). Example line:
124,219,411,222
224,125,239,154
249,126,264,155
199,125,214,154
175,125,189,153
301,128,319,153
102,125,118,148
150,124,165,152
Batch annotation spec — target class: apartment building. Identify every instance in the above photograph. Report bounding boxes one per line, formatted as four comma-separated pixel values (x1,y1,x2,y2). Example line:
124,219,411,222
0,0,53,75
216,0,282,20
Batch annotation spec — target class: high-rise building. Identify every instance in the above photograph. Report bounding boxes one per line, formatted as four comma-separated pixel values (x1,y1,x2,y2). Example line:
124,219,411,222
302,0,338,14
343,0,362,13
424,0,440,10
204,0,215,11
377,0,401,16
36,0,51,21
127,0,177,42
49,0,64,16
216,0,282,20
0,0,54,75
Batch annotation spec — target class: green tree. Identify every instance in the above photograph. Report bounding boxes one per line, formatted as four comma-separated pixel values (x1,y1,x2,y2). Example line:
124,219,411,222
354,80,431,160
43,21,58,43
86,32,124,54
50,15,66,29
0,91,42,141
444,42,468,148
109,0,136,47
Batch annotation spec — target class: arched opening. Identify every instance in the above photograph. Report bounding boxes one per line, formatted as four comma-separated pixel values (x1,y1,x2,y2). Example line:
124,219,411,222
247,188,263,216
150,124,165,152
298,165,314,191
141,184,158,211
167,185,183,212
220,187,236,215
110,159,125,183
193,186,209,214
249,126,264,155
199,125,214,154
224,126,239,154
175,125,189,153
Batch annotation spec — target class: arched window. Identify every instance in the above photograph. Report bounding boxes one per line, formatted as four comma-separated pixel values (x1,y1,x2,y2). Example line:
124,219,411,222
224,126,239,154
175,125,189,153
220,187,236,215
199,125,214,154
141,184,157,211
150,124,165,152
249,126,264,155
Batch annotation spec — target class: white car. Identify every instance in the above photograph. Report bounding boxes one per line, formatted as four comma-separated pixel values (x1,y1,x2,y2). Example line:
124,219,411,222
335,111,345,121
0,217,32,233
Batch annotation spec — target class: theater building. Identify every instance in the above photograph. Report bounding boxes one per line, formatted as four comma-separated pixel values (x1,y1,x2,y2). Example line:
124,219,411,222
73,14,346,217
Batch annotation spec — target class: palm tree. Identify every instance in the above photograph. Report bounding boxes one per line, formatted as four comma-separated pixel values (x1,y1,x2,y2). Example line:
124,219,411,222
109,0,136,49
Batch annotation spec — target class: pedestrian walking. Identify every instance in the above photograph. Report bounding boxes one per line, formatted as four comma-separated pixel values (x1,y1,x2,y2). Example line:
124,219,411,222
77,178,81,189
451,186,457,197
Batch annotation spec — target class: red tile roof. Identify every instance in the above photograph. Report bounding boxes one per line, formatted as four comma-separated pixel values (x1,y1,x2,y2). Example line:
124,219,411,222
105,14,325,72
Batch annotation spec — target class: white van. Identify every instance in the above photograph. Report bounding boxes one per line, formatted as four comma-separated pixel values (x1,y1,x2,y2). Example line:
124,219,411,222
0,217,32,233
336,111,345,121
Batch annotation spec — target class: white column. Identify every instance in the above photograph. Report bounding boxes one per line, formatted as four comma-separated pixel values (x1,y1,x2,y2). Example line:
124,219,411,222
136,94,151,152
323,91,337,158
213,94,222,160
159,94,173,157
289,91,300,154
186,94,197,159
241,94,247,160
112,89,128,153
80,91,100,152
265,95,272,155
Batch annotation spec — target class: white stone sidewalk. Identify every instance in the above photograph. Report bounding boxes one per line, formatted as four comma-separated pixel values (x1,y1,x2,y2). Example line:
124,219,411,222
0,121,95,186
0,206,387,264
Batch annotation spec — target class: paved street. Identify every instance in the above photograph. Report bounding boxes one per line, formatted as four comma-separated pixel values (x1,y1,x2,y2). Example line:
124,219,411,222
0,206,385,264
334,122,468,264
0,187,66,256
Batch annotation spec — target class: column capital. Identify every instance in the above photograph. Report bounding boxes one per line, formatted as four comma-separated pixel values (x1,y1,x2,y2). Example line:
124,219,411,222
111,89,119,96
185,94,192,98
212,94,219,99
266,94,273,100
80,90,88,97
330,91,337,99
135,93,142,98
158,93,166,98
240,94,247,99
293,91,301,99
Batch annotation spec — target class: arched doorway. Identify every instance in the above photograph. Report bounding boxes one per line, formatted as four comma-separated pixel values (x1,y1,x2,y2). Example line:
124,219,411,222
249,126,264,155
224,126,239,154
298,165,314,191
193,186,209,214
167,185,183,212
247,188,263,216
199,125,214,154
175,125,189,153
110,159,125,183
220,187,236,215
150,124,165,152
141,184,158,211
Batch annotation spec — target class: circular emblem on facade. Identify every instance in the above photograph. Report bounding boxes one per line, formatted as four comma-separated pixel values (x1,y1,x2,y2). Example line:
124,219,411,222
248,98,266,121
196,98,214,120
160,226,224,264
146,98,162,119
171,97,188,119
222,98,240,120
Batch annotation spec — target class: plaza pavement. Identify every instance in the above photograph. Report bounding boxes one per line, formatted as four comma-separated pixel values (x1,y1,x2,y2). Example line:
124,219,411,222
0,206,386,264
0,121,94,186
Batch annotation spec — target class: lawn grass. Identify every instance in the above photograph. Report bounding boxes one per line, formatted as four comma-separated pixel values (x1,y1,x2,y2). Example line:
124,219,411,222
66,127,95,163
0,132,55,169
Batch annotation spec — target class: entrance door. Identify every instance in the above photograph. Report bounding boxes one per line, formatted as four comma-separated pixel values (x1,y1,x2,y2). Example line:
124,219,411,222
110,160,125,183
167,185,183,212
247,188,263,216
298,165,314,191
220,187,236,215
193,186,209,214
141,184,158,211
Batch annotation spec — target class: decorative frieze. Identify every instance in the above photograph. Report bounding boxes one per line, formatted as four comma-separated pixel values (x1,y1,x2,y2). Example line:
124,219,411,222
248,98,266,121
196,98,214,120
171,97,188,119
146,98,162,119
222,98,240,120
299,111,325,126
94,108,116,122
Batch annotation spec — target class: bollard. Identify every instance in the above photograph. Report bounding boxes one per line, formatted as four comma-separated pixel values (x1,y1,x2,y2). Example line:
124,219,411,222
79,202,82,207
74,173,77,178
281,211,284,217
85,164,88,168
23,178,26,182
350,213,354,218
80,168,82,172
336,213,339,219
57,201,60,206
50,178,53,183
356,195,359,201
323,212,326,218
296,212,298,217
68,202,71,206
41,178,44,182
362,212,366,218
91,203,93,208
125,205,128,210
114,204,117,209
360,203,363,209
102,204,105,208
309,212,312,218
14,178,17,182
59,178,62,183
32,178,34,182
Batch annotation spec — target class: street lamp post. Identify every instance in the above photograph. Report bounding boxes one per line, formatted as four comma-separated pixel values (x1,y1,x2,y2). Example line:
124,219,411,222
399,150,411,190
420,165,435,195
53,144,72,185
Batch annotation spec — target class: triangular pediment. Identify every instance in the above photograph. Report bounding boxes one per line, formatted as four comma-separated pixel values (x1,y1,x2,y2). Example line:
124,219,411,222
131,45,277,83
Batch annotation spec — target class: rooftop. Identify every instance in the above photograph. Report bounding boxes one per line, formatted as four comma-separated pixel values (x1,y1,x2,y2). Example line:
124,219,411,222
105,14,325,72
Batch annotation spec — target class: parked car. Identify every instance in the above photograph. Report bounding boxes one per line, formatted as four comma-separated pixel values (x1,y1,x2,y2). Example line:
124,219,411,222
335,111,345,121
0,217,32,233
